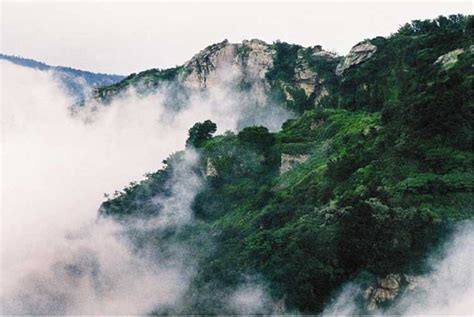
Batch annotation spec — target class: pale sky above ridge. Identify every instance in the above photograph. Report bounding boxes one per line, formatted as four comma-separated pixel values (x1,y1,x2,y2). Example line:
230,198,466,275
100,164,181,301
1,1,471,74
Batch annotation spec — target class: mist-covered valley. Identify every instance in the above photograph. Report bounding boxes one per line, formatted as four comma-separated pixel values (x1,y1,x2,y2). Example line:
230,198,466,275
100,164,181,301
0,58,291,313
1,13,473,315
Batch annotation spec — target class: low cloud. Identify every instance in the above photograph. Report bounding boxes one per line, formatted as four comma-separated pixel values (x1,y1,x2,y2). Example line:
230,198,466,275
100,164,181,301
0,60,288,314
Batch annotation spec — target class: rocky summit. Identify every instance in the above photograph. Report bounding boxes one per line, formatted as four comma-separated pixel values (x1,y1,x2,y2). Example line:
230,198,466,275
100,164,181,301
93,39,340,110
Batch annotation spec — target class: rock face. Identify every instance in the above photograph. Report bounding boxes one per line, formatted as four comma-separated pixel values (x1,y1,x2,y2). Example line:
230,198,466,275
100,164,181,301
206,158,218,177
183,40,239,89
280,154,310,174
336,41,377,76
182,39,274,90
182,39,336,104
434,48,464,70
364,274,401,311
363,273,430,311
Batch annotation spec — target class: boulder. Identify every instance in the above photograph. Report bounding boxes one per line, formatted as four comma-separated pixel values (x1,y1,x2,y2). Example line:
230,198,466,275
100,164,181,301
206,158,218,177
336,41,377,76
280,153,310,174
364,274,401,311
434,48,464,70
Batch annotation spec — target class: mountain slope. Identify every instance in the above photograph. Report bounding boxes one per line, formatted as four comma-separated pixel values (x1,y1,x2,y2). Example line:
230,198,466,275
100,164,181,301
99,14,473,314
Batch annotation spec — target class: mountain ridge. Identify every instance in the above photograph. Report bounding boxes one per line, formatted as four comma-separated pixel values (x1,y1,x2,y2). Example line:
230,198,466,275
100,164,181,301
0,53,124,100
92,38,341,114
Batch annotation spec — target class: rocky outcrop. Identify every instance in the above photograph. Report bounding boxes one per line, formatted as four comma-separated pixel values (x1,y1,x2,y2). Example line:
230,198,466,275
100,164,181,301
434,48,464,70
363,273,430,311
206,158,218,177
182,39,336,105
183,40,239,89
312,45,338,59
280,153,310,174
94,39,339,108
182,39,275,90
336,41,377,76
364,274,401,310
240,39,275,81
294,55,319,97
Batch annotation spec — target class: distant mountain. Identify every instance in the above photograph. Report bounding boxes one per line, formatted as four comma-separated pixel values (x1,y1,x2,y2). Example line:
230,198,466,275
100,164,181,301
0,53,124,100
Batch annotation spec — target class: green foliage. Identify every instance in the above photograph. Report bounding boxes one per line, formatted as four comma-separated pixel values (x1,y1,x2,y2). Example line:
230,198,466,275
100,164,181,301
186,120,217,148
238,126,275,150
266,41,301,82
95,65,186,100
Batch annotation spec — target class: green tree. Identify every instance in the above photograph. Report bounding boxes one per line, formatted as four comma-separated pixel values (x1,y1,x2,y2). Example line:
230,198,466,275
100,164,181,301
238,126,275,150
186,120,217,148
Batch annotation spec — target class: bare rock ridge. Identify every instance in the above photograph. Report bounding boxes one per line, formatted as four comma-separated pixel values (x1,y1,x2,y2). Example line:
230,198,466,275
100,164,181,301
182,39,338,101
94,39,343,108
335,40,377,76
93,38,382,110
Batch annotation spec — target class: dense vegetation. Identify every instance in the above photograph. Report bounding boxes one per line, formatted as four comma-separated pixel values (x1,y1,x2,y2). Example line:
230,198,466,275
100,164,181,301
100,15,473,313
94,65,187,101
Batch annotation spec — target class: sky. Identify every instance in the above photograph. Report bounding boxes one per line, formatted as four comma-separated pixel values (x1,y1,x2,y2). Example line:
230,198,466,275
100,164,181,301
0,1,472,75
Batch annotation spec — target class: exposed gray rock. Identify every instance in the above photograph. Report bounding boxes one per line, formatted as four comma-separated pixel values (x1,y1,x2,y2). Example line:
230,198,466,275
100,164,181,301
206,158,218,177
95,39,339,110
312,45,338,60
241,39,275,81
363,273,430,311
183,40,239,89
182,39,276,90
182,39,336,108
434,48,464,70
364,274,401,311
280,153,310,174
336,41,377,76
294,55,318,97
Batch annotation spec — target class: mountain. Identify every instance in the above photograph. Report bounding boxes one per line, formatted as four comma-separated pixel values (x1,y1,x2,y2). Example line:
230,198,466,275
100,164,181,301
93,39,340,112
99,15,473,314
0,53,124,100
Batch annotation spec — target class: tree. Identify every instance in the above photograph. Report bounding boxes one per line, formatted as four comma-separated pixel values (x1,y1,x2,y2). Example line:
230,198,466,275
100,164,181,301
186,120,217,148
238,126,275,150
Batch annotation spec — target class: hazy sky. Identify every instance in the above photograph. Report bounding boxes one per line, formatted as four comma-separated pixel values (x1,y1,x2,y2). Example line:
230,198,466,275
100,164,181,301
1,1,471,74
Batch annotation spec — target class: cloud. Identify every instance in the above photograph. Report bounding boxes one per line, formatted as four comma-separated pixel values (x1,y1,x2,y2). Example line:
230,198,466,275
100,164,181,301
0,60,191,314
228,280,273,314
389,220,474,315
0,60,290,314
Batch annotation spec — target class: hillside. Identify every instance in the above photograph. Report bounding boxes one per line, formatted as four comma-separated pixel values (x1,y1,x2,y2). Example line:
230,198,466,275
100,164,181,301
98,15,473,314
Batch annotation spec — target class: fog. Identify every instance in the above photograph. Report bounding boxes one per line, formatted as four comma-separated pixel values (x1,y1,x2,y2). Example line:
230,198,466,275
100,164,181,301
323,220,474,315
0,60,288,314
